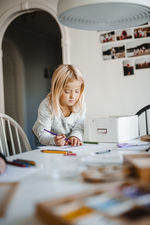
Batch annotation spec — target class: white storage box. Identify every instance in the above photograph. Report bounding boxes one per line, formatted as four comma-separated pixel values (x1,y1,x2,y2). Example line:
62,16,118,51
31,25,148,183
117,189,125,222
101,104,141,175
85,115,139,143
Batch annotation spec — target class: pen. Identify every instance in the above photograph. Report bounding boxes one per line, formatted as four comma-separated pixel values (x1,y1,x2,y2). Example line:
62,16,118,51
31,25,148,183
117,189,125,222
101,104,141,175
95,149,111,154
43,129,69,141
41,150,73,154
7,161,26,167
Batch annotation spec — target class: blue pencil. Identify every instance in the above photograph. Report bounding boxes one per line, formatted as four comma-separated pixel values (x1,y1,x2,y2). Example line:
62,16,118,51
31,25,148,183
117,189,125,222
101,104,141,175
43,129,69,141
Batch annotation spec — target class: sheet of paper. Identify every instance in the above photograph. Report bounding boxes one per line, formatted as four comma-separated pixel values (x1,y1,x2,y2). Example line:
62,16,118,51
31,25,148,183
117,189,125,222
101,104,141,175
116,138,150,152
38,145,75,150
38,143,106,150
0,165,40,182
80,151,123,165
117,145,150,151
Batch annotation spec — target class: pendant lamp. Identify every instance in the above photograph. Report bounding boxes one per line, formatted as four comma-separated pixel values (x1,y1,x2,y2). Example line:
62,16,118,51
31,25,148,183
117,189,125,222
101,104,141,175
57,0,150,31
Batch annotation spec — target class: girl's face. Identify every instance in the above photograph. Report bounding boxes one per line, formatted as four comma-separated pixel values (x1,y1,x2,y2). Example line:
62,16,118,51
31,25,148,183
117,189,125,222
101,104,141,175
60,80,82,107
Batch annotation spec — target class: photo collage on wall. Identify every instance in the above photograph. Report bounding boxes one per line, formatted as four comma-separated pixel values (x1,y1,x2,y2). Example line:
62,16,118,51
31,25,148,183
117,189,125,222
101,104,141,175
99,23,150,76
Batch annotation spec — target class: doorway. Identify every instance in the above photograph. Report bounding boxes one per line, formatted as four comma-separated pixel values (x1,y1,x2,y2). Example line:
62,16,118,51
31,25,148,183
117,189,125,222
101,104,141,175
2,11,62,148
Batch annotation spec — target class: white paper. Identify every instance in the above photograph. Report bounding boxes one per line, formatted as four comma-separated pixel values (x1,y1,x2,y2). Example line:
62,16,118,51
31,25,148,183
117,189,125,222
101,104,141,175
80,152,123,165
117,138,150,152
0,165,40,182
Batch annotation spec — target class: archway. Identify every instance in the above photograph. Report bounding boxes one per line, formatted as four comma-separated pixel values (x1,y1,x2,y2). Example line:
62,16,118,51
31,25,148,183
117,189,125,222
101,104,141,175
0,4,70,148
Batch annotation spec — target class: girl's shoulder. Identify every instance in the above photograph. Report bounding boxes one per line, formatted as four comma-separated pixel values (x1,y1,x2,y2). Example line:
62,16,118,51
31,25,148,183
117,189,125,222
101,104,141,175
38,95,52,113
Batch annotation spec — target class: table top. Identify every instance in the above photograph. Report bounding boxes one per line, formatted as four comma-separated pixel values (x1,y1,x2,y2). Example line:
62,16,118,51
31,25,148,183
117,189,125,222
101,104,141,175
0,142,149,225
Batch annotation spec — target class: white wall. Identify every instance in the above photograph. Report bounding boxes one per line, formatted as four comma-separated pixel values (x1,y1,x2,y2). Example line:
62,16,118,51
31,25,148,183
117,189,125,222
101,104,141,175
0,0,150,120
68,28,150,117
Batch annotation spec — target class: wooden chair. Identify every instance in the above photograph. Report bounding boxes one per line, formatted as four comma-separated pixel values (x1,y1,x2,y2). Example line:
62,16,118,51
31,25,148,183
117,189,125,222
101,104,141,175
136,105,150,141
0,113,31,156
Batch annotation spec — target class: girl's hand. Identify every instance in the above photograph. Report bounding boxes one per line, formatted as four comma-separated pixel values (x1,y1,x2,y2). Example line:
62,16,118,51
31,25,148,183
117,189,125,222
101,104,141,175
0,158,6,174
55,134,66,146
69,136,82,146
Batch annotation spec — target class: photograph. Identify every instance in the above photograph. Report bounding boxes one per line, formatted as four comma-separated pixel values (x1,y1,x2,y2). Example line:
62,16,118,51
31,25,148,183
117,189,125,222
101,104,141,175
126,39,150,58
102,44,125,60
134,26,150,39
100,31,115,43
116,29,132,41
123,60,134,76
135,57,150,70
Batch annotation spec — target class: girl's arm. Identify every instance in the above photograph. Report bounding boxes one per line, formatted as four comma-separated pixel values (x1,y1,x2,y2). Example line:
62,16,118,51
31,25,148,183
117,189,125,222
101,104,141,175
69,103,86,142
69,118,84,142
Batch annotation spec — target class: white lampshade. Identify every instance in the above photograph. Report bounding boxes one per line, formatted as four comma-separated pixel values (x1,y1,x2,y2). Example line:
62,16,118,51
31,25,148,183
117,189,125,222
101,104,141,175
57,0,150,31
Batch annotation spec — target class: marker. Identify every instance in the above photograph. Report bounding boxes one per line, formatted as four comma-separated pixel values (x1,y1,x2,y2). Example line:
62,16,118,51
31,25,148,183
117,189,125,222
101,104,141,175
95,149,111,154
7,161,26,167
41,150,72,154
13,160,34,167
43,129,69,141
64,152,77,156
15,159,36,166
83,141,99,144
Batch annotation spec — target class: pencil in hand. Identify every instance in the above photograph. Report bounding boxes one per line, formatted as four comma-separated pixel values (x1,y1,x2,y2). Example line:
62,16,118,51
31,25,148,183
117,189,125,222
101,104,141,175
43,129,69,141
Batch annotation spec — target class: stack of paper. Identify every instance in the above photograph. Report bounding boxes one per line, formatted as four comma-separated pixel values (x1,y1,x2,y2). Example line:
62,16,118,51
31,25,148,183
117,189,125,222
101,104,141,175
117,139,150,152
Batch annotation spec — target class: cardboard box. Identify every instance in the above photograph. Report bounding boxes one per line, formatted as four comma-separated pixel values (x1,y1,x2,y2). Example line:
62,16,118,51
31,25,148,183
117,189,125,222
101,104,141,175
124,154,150,182
124,153,150,181
36,181,150,225
85,115,139,143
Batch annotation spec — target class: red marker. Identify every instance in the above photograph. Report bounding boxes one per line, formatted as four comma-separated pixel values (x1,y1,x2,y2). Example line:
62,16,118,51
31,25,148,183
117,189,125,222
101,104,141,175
7,161,26,167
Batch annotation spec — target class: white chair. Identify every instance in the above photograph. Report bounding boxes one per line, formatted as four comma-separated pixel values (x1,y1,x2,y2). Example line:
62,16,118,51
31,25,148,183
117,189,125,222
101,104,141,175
136,105,150,136
0,113,31,156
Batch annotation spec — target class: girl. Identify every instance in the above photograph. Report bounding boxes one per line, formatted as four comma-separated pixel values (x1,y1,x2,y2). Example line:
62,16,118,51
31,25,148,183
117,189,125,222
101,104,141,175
33,64,86,146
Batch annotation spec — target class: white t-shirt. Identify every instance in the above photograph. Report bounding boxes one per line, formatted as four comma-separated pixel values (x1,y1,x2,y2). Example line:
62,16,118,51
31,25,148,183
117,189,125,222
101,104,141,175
32,96,86,145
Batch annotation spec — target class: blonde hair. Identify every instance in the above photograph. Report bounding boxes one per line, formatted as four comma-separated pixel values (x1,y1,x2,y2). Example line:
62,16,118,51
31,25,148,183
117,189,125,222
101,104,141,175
48,64,84,117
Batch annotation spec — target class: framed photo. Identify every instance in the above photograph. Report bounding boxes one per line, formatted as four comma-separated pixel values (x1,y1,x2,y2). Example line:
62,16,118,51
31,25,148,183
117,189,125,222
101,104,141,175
123,60,134,76
126,39,150,58
116,29,132,41
135,57,150,70
100,31,115,43
102,44,125,60
134,26,150,39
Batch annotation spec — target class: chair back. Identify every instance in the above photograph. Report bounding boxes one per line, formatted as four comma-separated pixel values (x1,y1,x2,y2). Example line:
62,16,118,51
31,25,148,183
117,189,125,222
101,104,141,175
136,105,150,136
0,113,31,156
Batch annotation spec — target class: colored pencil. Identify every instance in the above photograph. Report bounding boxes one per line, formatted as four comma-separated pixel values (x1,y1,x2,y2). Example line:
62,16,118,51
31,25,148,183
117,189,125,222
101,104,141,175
43,129,69,141
41,150,72,154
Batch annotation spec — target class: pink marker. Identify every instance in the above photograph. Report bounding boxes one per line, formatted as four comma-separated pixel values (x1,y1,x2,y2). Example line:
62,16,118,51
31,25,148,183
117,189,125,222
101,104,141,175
64,152,77,156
